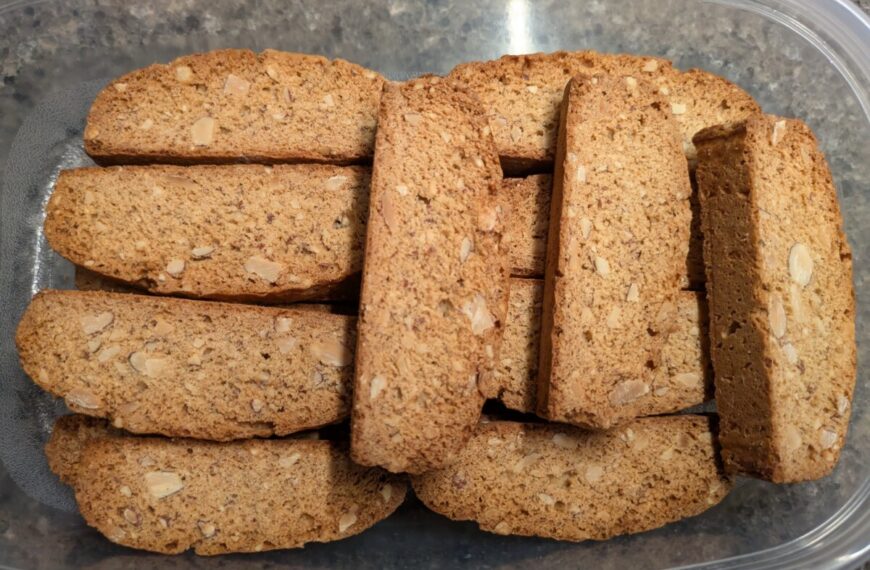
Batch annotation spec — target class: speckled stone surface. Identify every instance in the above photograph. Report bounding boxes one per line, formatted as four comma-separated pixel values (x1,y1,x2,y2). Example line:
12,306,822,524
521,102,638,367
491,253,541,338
0,1,867,569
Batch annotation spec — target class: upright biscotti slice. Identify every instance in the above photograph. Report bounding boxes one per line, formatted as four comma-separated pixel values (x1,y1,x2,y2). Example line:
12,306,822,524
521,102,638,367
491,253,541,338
17,290,355,440
448,51,759,173
695,115,855,482
537,75,693,429
412,417,731,541
46,418,406,555
84,49,384,165
351,77,507,474
490,281,711,414
47,164,369,302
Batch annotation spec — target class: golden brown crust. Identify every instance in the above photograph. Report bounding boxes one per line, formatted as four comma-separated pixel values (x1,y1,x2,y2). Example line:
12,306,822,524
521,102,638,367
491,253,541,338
17,290,355,440
411,417,732,541
695,114,856,482
84,49,384,165
351,77,507,474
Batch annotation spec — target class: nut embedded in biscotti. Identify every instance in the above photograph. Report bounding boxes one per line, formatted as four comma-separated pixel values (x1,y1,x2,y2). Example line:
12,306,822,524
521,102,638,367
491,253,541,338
244,256,284,284
81,312,114,335
65,387,102,410
191,117,215,146
144,471,184,499
223,74,250,96
310,339,353,367
788,243,813,287
609,380,650,405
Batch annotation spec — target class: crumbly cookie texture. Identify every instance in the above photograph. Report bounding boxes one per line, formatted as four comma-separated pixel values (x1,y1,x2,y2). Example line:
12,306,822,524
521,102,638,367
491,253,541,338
412,417,732,541
46,416,406,555
537,74,692,429
695,115,855,482
351,76,507,474
47,164,368,303
85,49,384,165
17,290,355,440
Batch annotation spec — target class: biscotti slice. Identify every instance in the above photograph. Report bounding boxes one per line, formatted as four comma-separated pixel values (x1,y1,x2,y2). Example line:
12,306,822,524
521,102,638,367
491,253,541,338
412,416,731,541
537,74,692,429
17,290,355,440
47,164,369,302
502,175,552,277
448,51,759,173
695,115,855,482
351,77,507,474
490,280,710,414
84,49,384,165
46,420,406,555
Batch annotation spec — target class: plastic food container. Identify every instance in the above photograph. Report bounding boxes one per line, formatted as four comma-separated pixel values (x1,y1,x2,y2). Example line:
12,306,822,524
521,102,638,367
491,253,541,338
0,0,867,568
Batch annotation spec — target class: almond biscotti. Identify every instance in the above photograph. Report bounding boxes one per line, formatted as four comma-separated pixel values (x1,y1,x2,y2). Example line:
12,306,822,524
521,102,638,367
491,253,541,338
17,290,354,440
46,416,406,555
84,49,384,165
412,416,731,541
351,77,507,474
537,75,693,430
448,51,759,173
695,115,856,482
490,280,711,414
47,164,369,302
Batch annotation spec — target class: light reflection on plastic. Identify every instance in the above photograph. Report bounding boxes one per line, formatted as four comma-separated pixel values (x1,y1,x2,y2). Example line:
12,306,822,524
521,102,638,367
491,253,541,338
507,0,532,55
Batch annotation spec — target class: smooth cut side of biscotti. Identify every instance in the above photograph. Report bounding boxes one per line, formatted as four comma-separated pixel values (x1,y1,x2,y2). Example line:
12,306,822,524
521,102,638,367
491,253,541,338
17,290,355,440
501,175,552,277
47,164,369,302
448,51,759,173
488,280,711,414
47,420,406,555
537,75,693,430
411,417,731,541
84,49,384,165
351,77,508,474
695,115,855,483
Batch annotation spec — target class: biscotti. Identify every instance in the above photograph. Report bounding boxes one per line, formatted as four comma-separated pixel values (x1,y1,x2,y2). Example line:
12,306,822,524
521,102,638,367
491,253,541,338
411,417,731,541
489,280,711,414
46,417,406,555
84,49,384,165
47,164,369,302
501,175,551,277
351,77,507,474
448,51,759,173
695,115,856,482
537,75,692,429
17,290,354,440
503,173,704,284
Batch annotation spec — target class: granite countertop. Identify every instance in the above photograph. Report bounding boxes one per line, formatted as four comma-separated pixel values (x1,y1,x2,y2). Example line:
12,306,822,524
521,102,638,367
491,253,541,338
0,1,867,569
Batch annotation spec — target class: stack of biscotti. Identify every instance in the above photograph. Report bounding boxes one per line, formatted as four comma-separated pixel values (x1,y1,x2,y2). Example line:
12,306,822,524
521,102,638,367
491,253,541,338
14,46,857,555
